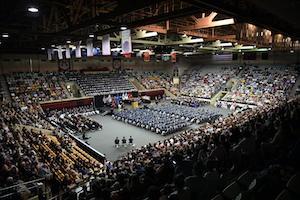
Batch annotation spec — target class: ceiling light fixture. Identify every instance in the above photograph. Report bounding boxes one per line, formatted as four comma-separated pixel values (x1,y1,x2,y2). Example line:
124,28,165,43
2,33,9,38
28,7,39,13
120,26,127,31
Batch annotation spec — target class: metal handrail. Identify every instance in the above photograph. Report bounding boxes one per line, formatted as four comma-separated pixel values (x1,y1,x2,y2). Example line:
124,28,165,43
0,177,45,192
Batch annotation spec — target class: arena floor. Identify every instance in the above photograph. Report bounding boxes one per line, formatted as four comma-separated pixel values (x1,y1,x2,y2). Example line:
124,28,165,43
76,105,232,161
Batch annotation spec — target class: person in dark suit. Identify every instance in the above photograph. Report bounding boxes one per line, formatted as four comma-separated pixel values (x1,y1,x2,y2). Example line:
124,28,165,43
122,137,127,147
129,136,133,146
114,137,120,148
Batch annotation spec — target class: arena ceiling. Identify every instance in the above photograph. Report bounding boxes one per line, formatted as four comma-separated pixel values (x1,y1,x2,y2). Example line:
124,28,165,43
0,0,299,53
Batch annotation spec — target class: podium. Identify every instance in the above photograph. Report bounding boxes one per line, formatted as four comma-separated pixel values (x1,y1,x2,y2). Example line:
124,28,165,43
132,101,139,108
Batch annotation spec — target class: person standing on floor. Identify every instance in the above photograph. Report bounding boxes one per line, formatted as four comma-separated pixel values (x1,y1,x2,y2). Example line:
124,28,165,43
129,136,133,146
122,136,127,147
114,137,120,148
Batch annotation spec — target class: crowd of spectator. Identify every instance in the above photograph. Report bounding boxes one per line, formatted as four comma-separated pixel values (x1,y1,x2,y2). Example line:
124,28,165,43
46,106,102,134
171,97,209,108
6,73,69,105
85,96,299,200
66,72,136,96
223,66,298,105
181,67,239,99
149,103,221,124
132,71,179,95
112,108,188,135
0,101,104,197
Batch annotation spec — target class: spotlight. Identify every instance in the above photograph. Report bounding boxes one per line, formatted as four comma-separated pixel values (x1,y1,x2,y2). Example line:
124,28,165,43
89,34,94,38
2,33,9,38
28,7,39,13
120,26,127,31
41,47,45,50
290,49,294,53
51,44,55,48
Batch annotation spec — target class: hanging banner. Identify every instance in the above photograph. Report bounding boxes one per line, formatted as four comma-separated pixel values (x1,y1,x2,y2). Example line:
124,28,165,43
171,52,176,63
47,49,53,60
143,52,150,62
57,46,63,60
121,29,132,54
65,45,71,59
75,41,81,58
102,34,111,55
86,39,93,57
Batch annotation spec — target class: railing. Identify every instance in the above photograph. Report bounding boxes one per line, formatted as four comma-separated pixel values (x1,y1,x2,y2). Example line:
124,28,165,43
0,178,45,200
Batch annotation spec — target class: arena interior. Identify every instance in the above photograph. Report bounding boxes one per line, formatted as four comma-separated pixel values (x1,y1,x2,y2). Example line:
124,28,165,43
0,1,300,200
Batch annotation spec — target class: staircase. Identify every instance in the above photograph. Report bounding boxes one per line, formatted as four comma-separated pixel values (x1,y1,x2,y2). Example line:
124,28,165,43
0,75,12,102
211,90,227,106
129,78,146,90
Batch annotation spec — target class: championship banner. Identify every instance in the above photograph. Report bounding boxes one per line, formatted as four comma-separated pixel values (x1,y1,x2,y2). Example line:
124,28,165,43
143,52,150,62
102,34,111,55
171,52,176,63
75,41,81,58
47,49,53,60
86,39,93,57
121,29,132,54
65,45,71,59
57,46,63,60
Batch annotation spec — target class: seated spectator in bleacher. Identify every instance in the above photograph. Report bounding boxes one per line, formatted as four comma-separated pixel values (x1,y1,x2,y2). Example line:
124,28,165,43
66,72,136,96
223,66,298,105
180,66,238,99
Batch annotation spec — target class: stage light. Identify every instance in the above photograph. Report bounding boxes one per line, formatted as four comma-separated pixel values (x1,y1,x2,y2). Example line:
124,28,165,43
28,7,39,13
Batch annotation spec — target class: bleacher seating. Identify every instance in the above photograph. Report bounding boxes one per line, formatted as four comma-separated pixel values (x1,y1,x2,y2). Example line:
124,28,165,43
6,72,69,105
132,71,179,94
223,66,298,105
66,72,136,96
181,66,238,98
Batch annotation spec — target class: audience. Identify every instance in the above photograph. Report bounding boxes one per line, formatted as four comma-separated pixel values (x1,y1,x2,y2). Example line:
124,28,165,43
223,66,298,105
6,72,69,105
132,71,179,95
181,66,238,98
113,108,188,135
46,106,102,134
0,67,299,200
66,72,136,96
90,96,299,200
150,102,221,124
